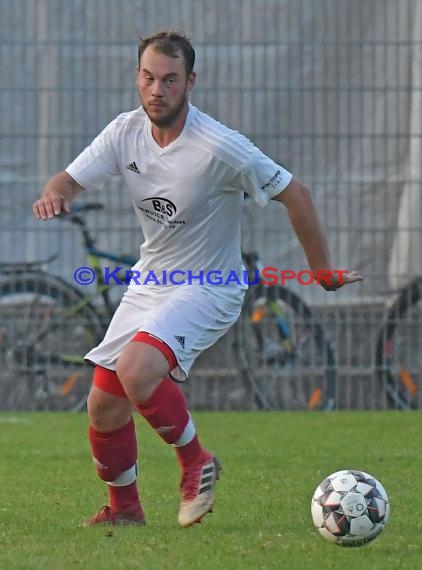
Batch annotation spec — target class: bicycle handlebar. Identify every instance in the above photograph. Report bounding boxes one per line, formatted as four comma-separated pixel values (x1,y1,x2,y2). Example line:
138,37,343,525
70,203,104,214
56,202,104,224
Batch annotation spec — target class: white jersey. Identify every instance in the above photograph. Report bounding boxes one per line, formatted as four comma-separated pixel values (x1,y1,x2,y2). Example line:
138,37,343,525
66,104,292,286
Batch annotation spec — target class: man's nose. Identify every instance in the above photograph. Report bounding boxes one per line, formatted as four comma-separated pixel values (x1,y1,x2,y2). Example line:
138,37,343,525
151,80,164,96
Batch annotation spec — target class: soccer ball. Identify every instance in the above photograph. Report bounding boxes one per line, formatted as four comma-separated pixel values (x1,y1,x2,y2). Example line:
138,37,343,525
311,469,390,547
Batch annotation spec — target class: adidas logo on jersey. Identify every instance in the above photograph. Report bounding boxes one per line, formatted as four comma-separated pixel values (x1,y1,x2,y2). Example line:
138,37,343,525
126,161,140,174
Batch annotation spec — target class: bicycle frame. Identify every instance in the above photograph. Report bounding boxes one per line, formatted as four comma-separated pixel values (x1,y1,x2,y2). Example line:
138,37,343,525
84,248,136,318
61,204,137,318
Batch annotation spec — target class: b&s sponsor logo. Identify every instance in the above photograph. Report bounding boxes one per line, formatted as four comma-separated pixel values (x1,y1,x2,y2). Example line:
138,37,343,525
136,196,185,228
141,197,177,218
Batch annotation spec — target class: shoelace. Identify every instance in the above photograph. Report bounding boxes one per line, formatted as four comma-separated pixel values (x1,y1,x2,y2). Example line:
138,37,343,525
95,506,114,523
93,505,145,524
181,468,202,501
181,463,214,501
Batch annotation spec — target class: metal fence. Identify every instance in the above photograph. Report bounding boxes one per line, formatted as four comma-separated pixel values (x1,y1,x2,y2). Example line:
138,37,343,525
1,0,421,410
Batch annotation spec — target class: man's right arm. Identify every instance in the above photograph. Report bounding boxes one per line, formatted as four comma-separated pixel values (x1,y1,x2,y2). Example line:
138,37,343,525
32,170,85,220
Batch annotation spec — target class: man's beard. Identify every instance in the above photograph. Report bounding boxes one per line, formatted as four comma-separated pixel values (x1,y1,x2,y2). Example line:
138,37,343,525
143,93,188,128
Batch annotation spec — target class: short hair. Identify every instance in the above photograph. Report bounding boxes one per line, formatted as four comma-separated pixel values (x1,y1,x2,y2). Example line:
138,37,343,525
137,30,195,76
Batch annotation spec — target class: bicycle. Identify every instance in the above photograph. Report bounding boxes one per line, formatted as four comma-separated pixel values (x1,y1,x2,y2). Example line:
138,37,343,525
0,202,336,412
235,252,336,411
375,278,422,410
0,203,129,412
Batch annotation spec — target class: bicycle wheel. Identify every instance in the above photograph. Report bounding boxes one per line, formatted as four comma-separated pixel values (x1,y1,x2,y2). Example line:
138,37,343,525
0,273,104,411
375,278,422,410
235,284,336,411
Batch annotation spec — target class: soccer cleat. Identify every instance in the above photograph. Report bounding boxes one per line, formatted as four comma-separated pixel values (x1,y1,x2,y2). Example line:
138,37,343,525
82,505,146,527
178,454,221,527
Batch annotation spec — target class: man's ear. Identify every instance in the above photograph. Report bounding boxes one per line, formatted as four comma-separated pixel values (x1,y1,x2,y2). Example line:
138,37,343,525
135,66,143,88
187,71,196,92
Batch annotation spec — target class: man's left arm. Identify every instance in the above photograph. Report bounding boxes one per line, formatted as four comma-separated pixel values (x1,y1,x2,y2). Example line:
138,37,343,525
273,177,363,291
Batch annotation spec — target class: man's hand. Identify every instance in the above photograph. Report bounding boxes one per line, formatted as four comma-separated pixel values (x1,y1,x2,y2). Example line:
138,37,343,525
32,192,71,220
320,270,364,292
32,171,84,220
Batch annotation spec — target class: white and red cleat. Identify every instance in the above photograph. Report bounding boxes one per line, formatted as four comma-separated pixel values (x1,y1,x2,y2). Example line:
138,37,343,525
83,505,146,527
178,454,221,527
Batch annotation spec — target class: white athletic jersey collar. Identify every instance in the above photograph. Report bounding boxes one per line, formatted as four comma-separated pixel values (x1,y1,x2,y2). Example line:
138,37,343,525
145,103,195,155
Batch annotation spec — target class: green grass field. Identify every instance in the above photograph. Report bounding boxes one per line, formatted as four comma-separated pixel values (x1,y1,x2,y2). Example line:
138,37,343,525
0,411,421,570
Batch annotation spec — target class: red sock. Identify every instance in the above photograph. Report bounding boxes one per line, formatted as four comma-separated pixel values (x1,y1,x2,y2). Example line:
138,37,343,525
89,418,143,514
136,377,206,468
108,482,142,515
175,435,208,469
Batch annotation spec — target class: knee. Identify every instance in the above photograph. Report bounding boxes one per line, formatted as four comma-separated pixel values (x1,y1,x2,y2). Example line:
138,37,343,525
87,388,132,432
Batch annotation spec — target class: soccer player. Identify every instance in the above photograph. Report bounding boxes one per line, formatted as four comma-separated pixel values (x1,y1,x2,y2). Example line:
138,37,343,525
32,30,362,527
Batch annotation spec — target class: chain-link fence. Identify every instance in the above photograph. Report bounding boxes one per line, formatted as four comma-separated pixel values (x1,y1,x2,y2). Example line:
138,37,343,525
1,0,421,410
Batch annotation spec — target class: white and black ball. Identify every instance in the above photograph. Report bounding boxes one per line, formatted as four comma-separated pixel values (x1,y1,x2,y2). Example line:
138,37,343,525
311,469,390,546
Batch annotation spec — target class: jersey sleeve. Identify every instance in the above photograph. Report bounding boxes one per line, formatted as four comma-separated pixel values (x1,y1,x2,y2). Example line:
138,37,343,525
65,116,122,190
236,148,292,206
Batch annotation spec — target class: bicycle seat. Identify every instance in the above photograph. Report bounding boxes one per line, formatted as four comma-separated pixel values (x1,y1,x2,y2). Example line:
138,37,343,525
0,254,58,274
